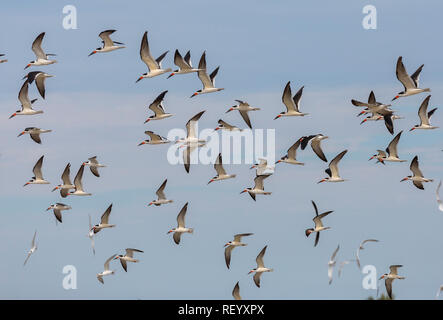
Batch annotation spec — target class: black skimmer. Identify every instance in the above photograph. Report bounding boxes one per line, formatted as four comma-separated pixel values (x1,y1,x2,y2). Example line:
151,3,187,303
88,30,125,56
392,56,430,100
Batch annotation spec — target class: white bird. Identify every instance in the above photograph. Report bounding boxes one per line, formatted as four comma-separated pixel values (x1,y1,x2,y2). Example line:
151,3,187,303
356,239,379,269
97,254,117,284
88,214,95,255
46,203,71,223
136,31,171,81
23,155,49,186
400,155,433,190
328,245,340,285
177,111,206,173
232,281,242,300
410,95,438,131
138,130,170,145
83,156,106,177
23,71,54,99
274,81,308,119
225,100,260,129
436,181,443,212
148,179,173,206
248,246,273,288
68,164,92,196
25,32,57,68
369,131,406,164
436,285,443,300
90,204,116,234
224,233,253,269
208,153,236,184
190,52,224,97
168,50,202,78
299,134,329,162
240,174,272,201
167,202,193,245
144,90,173,123
275,139,304,166
305,200,333,247
379,265,405,299
114,248,144,272
250,158,274,176
318,150,348,183
214,119,242,132
392,56,430,100
17,127,51,144
0,54,7,63
88,30,125,56
52,163,74,198
23,230,37,266
9,81,43,118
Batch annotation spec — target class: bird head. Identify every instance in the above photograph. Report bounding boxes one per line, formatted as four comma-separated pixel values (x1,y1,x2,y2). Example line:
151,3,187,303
305,228,314,237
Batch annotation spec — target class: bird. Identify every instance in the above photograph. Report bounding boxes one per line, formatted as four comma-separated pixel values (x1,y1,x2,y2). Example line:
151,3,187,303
305,200,333,247
67,164,92,196
436,285,443,300
136,31,171,81
25,32,57,68
225,100,260,129
148,179,173,206
22,71,54,99
52,163,74,198
379,265,405,299
240,174,272,201
410,95,438,131
0,54,7,63
23,155,49,186
208,153,236,184
138,131,170,145
369,131,406,164
88,214,95,255
46,203,71,223
224,233,253,269
9,80,43,118
299,134,329,162
275,139,304,166
214,119,242,132
144,90,173,123
328,245,340,285
248,245,273,288
167,202,193,245
274,81,308,119
114,248,144,272
88,30,125,56
23,230,37,266
90,204,116,234
250,158,274,176
190,52,224,97
436,181,443,212
168,50,202,78
318,150,348,183
97,254,117,284
17,127,51,144
400,156,433,190
83,156,106,177
392,56,430,100
356,239,379,269
232,281,242,300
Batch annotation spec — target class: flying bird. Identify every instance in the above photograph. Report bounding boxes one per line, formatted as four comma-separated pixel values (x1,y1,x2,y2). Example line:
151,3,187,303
88,30,125,56
138,131,170,145
240,174,272,201
275,139,304,166
436,285,443,300
274,81,308,119
328,245,340,285
17,127,51,144
144,91,173,123
23,71,54,99
9,80,43,118
250,158,274,176
225,100,260,129
380,265,405,299
299,134,329,162
67,165,92,196
305,200,333,247
356,239,379,269
224,233,253,269
46,203,71,223
392,56,430,100
190,52,224,97
248,246,273,288
83,156,106,177
400,156,433,190
136,31,171,81
214,119,242,132
0,54,7,63
90,204,116,234
88,214,95,255
410,95,438,131
208,153,236,184
232,281,242,300
168,50,202,78
318,150,348,183
436,181,443,212
23,230,37,266
97,254,117,284
114,248,144,272
167,203,193,245
148,179,173,206
23,155,49,186
25,32,57,68
369,131,406,164
52,163,74,198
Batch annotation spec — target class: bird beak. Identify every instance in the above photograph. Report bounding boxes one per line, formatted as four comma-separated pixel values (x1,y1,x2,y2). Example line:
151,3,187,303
275,160,281,164
9,113,16,119
249,165,256,169
400,177,408,182
138,141,146,146
225,108,234,113
317,179,326,184
148,202,153,206
392,95,399,101
273,114,281,120
360,119,367,125
357,111,366,117
88,51,97,57
248,270,254,275
224,243,230,247
214,127,220,131
167,230,173,234
135,76,144,83
240,189,247,194
46,207,51,211
24,64,31,69
190,92,198,98
23,182,30,187
379,275,385,280
369,156,375,161
144,118,150,124
409,127,415,131
207,179,214,185
17,131,25,137
51,186,59,192
167,73,175,79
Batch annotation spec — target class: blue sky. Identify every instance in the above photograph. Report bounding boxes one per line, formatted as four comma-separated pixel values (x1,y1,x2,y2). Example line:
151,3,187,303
0,0,442,299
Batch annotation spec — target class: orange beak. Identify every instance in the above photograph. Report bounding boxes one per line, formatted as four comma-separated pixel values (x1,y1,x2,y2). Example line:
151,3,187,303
214,127,220,131
392,95,399,101
317,179,326,184
190,92,198,98
167,72,175,79
9,113,16,119
138,141,146,146
24,64,31,69
144,118,151,124
409,127,415,131
148,202,153,206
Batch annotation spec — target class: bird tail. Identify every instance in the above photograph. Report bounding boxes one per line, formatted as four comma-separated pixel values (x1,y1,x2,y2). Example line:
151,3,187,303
263,192,272,195
188,228,194,234
424,88,431,92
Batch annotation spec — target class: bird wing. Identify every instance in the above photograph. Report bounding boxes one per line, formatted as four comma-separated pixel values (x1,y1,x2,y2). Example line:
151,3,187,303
292,86,304,112
177,202,188,228
149,91,168,116
209,67,220,87
253,175,268,191
256,246,267,268
396,56,416,90
232,282,241,300
418,95,431,126
53,209,62,223
389,265,402,276
173,49,191,70
99,30,116,48
30,133,41,144
329,150,347,178
140,31,159,71
32,32,47,59
173,232,182,245
253,272,262,288
287,140,301,160
61,163,72,185
144,130,163,142
311,200,319,216
90,166,100,178
233,233,253,242
101,204,113,224
104,254,117,270
33,156,44,180
125,248,143,258
186,111,205,139
410,156,423,178
120,259,127,272
73,165,85,191
239,110,252,129
331,245,340,261
224,246,234,269
34,75,47,99
385,278,394,299
282,81,296,112
311,137,327,162
410,64,424,88
18,81,32,110
156,179,167,200
214,153,227,176
386,131,403,158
